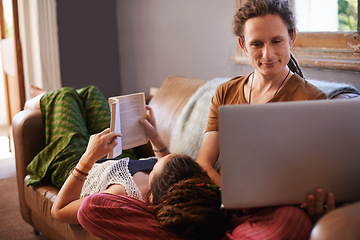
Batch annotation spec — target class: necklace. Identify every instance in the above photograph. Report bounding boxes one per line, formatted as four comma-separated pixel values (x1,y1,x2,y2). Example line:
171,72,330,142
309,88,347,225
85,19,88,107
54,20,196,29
248,69,291,104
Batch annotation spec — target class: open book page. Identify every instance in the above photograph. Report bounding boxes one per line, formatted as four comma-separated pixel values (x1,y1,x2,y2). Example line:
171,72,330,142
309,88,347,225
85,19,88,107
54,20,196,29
108,92,148,158
108,101,122,158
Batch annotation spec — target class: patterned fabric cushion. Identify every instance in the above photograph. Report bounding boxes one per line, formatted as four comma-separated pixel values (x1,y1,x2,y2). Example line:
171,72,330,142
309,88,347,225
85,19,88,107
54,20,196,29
78,193,313,240
78,193,183,240
224,206,312,240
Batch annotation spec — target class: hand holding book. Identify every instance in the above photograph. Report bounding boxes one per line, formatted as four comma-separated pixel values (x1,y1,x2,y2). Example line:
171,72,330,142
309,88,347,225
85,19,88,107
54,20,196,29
140,105,170,157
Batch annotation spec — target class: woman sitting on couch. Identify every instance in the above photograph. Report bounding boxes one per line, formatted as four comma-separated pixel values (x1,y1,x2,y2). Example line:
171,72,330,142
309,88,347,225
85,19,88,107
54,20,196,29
196,0,335,224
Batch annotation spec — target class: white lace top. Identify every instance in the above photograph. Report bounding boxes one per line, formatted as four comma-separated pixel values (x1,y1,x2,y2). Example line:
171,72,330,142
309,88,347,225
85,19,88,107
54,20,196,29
80,158,143,200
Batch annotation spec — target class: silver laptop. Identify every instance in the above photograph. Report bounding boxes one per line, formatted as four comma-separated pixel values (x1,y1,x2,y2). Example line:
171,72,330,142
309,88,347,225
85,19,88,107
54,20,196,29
219,99,360,209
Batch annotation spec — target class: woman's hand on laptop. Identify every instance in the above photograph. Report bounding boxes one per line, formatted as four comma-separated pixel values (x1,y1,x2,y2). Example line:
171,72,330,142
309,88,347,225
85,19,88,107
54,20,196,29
301,188,335,222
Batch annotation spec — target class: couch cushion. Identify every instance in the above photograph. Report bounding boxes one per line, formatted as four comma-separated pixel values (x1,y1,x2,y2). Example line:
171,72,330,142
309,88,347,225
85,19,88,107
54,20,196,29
24,176,99,240
78,193,184,240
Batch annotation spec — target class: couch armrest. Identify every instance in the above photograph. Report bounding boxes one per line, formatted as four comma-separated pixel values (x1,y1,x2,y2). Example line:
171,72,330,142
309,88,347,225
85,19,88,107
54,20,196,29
310,201,360,240
12,109,45,224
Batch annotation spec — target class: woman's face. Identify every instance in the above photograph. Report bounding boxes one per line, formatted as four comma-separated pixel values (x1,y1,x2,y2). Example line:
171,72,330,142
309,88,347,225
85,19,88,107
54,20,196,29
148,154,173,185
239,14,296,77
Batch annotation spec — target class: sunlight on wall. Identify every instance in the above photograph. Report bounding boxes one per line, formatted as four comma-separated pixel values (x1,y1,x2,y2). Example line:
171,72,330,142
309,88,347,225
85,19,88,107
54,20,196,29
0,47,7,127
0,136,12,158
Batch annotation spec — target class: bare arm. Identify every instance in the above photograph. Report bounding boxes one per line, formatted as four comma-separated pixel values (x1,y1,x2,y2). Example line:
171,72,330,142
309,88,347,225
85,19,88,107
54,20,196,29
51,128,122,224
52,106,169,224
196,131,221,186
140,105,170,158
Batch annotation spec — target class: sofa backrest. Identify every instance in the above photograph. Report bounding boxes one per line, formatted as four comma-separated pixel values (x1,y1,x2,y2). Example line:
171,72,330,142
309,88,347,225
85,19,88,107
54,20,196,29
148,76,205,146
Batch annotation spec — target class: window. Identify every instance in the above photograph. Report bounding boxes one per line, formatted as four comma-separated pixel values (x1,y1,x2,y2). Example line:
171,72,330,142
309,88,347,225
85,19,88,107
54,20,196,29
0,0,25,128
233,0,360,72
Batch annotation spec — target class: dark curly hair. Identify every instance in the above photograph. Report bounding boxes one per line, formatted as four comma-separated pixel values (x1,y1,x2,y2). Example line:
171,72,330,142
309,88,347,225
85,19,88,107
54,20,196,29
233,0,304,78
147,154,231,240
233,0,295,39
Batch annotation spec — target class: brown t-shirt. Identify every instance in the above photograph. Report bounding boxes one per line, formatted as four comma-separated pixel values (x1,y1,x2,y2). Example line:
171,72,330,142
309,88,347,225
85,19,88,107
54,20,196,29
206,73,327,132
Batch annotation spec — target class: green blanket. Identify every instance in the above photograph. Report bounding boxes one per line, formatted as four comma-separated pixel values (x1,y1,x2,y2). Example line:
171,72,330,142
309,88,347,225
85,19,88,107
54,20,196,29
26,86,136,189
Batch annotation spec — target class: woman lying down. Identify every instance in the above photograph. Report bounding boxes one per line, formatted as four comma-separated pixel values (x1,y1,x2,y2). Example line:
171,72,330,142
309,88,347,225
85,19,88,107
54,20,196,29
25,86,230,239
53,129,230,240
25,86,317,240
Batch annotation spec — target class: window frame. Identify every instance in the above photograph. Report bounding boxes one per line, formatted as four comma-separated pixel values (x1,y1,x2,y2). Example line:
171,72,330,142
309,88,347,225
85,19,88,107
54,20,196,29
233,0,360,72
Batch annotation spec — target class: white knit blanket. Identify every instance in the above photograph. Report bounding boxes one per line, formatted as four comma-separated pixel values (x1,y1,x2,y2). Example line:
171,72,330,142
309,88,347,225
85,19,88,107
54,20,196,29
169,77,359,170
169,78,229,170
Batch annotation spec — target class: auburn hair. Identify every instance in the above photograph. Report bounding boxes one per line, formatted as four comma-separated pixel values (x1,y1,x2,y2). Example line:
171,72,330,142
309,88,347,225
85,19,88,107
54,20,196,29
147,154,231,239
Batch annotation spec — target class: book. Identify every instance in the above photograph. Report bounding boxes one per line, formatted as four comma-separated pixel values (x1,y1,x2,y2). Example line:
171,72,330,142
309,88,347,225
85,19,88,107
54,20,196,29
107,92,148,158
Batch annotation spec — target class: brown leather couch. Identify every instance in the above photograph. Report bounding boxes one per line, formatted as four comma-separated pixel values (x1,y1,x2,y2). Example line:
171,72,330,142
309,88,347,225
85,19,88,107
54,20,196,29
12,75,360,240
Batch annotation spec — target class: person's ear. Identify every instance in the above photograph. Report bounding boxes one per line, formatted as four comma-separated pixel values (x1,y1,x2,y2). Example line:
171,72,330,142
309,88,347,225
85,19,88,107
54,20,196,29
238,37,248,53
290,27,296,47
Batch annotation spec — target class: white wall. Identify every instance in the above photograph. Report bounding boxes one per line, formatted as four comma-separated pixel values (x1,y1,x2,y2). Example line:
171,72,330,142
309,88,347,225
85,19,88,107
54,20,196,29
115,0,359,95
116,0,239,94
